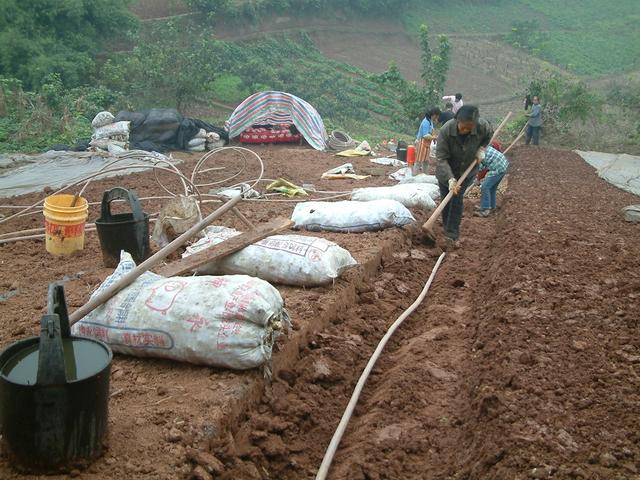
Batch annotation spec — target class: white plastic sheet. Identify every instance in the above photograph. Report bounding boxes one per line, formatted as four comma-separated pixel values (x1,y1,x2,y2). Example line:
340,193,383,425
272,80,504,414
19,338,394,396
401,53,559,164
0,151,175,198
575,150,640,196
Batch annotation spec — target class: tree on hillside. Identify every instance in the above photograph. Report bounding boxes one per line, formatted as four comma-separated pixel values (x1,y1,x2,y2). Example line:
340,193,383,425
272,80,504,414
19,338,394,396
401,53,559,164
400,24,451,122
0,0,137,89
102,23,219,110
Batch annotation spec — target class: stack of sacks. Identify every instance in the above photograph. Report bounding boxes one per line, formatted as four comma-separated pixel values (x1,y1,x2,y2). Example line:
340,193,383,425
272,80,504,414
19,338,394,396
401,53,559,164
90,111,130,154
187,129,226,152
206,131,225,150
186,129,207,152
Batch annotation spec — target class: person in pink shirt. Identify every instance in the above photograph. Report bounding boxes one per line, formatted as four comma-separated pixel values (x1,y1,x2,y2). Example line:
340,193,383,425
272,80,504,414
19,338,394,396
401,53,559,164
442,93,463,114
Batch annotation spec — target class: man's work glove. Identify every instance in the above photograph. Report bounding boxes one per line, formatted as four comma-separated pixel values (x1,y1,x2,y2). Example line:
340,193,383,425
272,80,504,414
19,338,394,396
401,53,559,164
448,177,460,195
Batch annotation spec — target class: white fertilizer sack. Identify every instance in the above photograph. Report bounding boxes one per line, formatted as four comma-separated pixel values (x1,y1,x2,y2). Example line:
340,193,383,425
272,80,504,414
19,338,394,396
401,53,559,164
187,137,206,148
92,121,131,140
291,199,415,233
351,184,439,210
193,128,208,139
91,111,115,129
399,173,439,185
184,227,358,286
72,252,290,370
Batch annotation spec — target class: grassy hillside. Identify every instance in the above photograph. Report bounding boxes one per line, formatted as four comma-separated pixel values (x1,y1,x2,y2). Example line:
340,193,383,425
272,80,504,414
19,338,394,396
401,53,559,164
405,0,640,75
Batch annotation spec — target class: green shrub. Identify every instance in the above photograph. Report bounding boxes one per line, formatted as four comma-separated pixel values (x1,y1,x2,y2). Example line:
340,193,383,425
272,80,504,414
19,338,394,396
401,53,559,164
0,76,117,153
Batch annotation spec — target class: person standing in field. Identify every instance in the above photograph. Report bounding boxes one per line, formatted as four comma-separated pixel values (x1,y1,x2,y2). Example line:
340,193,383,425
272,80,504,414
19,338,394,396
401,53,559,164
442,93,463,114
416,107,441,141
416,107,441,174
435,105,492,247
525,95,542,145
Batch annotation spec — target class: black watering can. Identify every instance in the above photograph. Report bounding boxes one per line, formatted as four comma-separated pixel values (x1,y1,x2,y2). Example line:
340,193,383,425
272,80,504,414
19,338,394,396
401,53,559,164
0,284,112,473
95,187,150,268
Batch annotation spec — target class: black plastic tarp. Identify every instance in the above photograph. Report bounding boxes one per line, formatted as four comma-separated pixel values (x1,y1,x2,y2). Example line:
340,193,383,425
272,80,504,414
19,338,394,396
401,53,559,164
115,109,228,153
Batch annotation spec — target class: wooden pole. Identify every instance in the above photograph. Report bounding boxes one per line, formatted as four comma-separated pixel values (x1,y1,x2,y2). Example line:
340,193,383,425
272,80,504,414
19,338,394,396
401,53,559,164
68,194,241,325
421,112,511,236
504,124,528,154
157,217,293,277
232,206,255,229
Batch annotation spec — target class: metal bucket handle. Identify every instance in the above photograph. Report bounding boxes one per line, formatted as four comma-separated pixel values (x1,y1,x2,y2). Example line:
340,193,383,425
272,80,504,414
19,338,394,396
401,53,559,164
36,284,71,386
100,187,145,223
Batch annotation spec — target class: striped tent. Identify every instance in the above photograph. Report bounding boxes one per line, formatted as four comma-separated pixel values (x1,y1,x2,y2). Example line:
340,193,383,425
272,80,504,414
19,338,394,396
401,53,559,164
225,91,328,151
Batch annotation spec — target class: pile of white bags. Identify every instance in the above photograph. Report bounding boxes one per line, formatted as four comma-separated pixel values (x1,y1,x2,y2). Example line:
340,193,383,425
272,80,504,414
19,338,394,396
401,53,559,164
206,131,225,150
72,252,290,370
90,111,129,154
351,184,439,210
292,199,415,233
183,227,358,286
187,128,207,152
187,129,225,152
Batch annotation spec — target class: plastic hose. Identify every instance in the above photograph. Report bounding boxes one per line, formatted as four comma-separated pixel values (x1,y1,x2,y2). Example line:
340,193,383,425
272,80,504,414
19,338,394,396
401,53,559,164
315,252,446,480
327,130,357,151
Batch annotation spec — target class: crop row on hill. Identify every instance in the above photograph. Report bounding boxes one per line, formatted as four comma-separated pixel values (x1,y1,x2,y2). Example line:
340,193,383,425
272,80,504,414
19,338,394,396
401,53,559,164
404,0,640,75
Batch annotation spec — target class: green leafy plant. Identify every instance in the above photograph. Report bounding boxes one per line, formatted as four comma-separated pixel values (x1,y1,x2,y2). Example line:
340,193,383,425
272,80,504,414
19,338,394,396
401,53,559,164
0,0,138,90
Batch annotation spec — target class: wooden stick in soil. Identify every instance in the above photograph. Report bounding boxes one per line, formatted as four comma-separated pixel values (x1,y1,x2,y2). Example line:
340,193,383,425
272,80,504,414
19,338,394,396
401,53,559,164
232,206,255,229
421,112,512,238
68,194,241,325
157,217,293,277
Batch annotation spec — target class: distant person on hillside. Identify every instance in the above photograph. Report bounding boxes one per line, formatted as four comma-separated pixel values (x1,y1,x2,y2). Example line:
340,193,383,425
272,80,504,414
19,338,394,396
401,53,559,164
439,102,455,125
525,95,542,145
442,93,463,113
474,145,509,217
434,105,493,248
416,107,441,141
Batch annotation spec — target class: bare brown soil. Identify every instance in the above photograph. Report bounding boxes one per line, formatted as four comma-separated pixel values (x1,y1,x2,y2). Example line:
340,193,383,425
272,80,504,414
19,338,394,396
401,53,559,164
1,145,639,479
0,145,421,479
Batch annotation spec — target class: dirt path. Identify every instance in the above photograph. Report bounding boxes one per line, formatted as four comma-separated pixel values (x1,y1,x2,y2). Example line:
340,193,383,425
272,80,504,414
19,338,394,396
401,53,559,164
214,146,640,479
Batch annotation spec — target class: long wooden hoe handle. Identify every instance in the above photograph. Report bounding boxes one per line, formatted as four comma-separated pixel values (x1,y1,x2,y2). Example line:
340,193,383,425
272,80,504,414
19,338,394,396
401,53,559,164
421,112,512,234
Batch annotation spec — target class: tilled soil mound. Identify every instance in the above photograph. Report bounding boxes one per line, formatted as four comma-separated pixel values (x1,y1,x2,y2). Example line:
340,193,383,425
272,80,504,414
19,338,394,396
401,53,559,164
216,147,640,479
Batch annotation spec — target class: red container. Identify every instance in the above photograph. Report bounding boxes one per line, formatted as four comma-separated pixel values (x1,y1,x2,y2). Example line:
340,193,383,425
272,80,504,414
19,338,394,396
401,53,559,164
407,145,416,166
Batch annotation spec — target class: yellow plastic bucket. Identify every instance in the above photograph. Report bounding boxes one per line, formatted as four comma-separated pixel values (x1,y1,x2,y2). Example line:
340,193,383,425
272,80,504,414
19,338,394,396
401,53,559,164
43,194,89,255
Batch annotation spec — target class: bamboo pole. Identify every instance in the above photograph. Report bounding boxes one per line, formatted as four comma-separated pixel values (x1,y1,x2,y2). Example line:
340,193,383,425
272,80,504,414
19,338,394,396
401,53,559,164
504,124,528,154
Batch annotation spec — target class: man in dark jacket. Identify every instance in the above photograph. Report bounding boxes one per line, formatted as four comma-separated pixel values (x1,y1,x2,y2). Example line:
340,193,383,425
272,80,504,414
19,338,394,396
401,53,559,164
435,105,493,246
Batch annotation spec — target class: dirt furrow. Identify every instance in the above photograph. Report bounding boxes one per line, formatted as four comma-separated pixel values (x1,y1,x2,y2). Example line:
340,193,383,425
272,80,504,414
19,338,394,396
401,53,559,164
216,146,640,480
